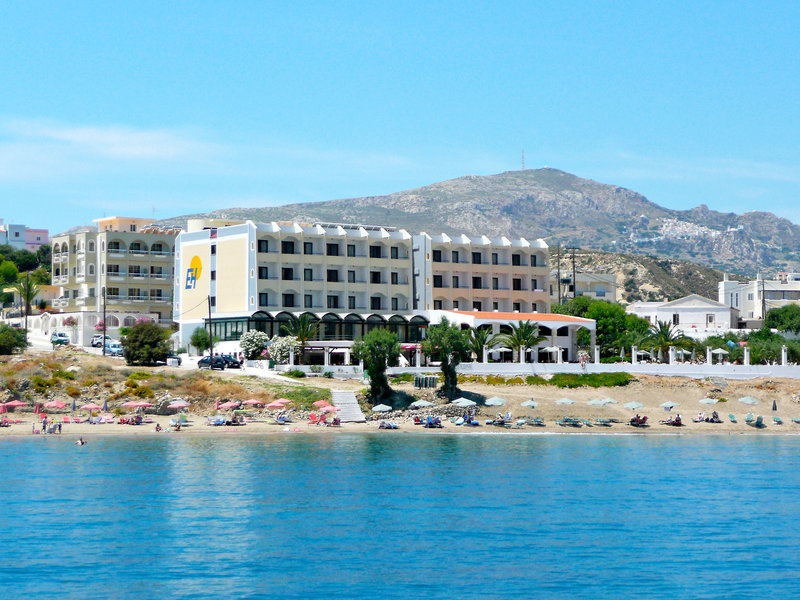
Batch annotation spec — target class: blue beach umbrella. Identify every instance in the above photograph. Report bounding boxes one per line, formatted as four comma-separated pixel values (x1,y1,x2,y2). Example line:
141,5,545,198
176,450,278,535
699,398,718,405
660,401,679,409
555,398,575,405
738,396,759,405
485,396,506,407
521,399,539,408
624,401,644,410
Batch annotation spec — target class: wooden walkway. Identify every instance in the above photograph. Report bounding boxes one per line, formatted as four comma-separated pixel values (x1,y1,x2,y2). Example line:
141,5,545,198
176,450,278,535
331,390,366,423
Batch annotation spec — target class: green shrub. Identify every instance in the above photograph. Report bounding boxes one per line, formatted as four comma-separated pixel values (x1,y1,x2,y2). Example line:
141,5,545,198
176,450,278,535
309,365,323,373
132,385,154,398
128,371,151,381
82,378,97,387
286,369,306,378
323,371,333,379
66,386,81,397
525,375,549,385
52,369,76,380
390,373,414,383
549,373,634,388
124,380,138,389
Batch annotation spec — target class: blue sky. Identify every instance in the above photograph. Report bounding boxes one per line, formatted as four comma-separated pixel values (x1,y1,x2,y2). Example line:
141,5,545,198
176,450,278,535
1,1,798,235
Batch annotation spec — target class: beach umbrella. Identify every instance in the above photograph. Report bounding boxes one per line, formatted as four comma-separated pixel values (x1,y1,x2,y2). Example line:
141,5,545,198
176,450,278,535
321,405,340,413
521,399,539,408
371,404,392,412
691,349,697,361
699,398,718,404
485,396,506,406
542,346,560,353
102,399,108,412
0,403,5,414
80,403,102,411
657,348,664,363
312,400,331,408
72,398,76,412
601,397,618,405
620,347,625,359
492,346,511,352
555,398,575,405
452,398,476,407
409,399,434,409
44,400,67,409
242,399,264,406
6,400,26,408
660,401,679,409
624,401,644,410
265,401,286,409
711,348,729,355
121,401,140,408
169,400,190,409
773,399,777,412
219,401,240,410
587,398,605,406
738,396,759,405
214,399,219,411
134,402,153,408
675,349,690,357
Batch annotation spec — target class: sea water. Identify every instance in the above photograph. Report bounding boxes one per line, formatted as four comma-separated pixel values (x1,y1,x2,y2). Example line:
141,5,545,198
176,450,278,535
1,433,799,599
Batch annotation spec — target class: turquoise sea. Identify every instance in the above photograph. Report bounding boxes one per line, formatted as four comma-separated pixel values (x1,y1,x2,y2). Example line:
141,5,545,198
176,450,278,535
2,433,800,599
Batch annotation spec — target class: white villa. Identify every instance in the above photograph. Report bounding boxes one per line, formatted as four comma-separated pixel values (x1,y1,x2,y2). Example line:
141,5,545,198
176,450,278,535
626,294,739,338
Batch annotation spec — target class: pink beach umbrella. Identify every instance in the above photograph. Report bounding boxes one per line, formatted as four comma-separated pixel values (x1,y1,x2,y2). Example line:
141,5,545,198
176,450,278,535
242,399,264,406
215,399,220,411
133,402,153,408
320,405,340,413
80,403,103,411
312,400,331,408
5,400,26,408
44,400,67,409
218,401,240,410
265,401,286,409
168,400,190,409
121,401,140,408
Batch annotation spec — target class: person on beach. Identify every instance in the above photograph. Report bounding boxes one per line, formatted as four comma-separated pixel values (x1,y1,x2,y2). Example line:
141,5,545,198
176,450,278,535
76,437,86,446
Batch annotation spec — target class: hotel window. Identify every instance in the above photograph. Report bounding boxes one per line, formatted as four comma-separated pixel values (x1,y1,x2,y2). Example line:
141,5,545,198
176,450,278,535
492,253,498,265
348,270,356,283
210,245,216,255
370,296,381,310
304,268,313,281
258,240,269,253
512,254,521,266
452,275,460,289
282,267,294,281
433,300,443,309
258,267,268,279
283,293,295,307
304,294,313,308
452,250,459,263
89,242,95,252
209,296,216,307
472,276,482,289
472,252,482,265
304,242,314,255
472,301,482,311
327,295,339,309
392,246,401,260
513,302,521,312
370,271,382,284
492,277,499,290
347,244,356,257
259,293,268,306
492,302,499,311
130,224,137,232
433,275,443,288
453,300,459,309
433,249,442,262
531,302,538,312
326,243,339,256
211,271,217,281
88,264,95,275
391,272,399,285
369,245,382,259
530,254,537,266
281,240,295,254
348,295,356,309
391,297,399,311
672,313,680,325
327,269,339,283
531,278,538,290
513,278,522,291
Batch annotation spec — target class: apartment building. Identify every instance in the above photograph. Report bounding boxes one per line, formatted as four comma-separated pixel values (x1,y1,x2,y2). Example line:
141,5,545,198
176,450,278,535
50,216,180,344
413,232,550,313
549,272,618,303
719,272,800,321
174,220,424,348
0,219,49,251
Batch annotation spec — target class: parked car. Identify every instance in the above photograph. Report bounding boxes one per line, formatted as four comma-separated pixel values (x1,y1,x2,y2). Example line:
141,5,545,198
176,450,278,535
91,334,114,348
155,353,183,366
51,332,70,346
105,342,124,357
220,355,242,369
197,356,226,370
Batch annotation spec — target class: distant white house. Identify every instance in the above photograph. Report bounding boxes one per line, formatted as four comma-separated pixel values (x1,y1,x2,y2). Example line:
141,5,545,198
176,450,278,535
627,294,739,337
719,272,800,320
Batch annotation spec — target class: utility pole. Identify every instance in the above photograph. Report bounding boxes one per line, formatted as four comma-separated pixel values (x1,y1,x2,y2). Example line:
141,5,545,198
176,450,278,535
761,278,766,321
556,244,562,304
102,287,107,356
207,295,214,358
565,246,579,299
23,271,29,346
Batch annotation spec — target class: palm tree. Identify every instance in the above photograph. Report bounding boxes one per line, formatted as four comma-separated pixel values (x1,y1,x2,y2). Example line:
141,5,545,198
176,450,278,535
643,320,689,360
498,321,546,362
468,327,497,361
13,275,40,316
280,314,320,364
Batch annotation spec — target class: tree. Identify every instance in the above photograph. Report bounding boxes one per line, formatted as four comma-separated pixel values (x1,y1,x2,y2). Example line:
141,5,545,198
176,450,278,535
765,304,800,334
468,327,497,361
240,330,271,360
643,320,689,358
421,317,470,399
29,267,50,285
121,321,171,365
11,249,37,272
497,321,545,361
36,244,51,270
552,295,593,317
12,276,40,316
190,327,212,355
352,328,400,402
0,324,26,355
281,314,320,364
0,260,18,285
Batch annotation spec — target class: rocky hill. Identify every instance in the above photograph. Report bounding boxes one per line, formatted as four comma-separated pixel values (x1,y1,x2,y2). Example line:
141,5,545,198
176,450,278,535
167,168,800,277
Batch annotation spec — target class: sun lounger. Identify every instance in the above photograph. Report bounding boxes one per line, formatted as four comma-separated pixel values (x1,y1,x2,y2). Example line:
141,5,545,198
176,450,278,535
774,416,783,425
62,417,70,424
745,413,755,424
792,418,800,425
755,415,765,428
595,418,612,426
530,417,545,426
309,413,319,425
729,414,737,423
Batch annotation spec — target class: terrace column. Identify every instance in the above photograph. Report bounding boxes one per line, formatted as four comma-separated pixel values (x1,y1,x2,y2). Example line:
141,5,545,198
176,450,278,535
590,329,597,358
782,345,788,366
532,347,538,363
706,346,713,365
323,348,330,367
519,346,526,364
344,349,351,365
557,348,563,364
743,347,750,366
416,348,422,367
289,347,295,366
632,346,638,365
593,345,600,364
668,346,676,364
481,345,488,363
